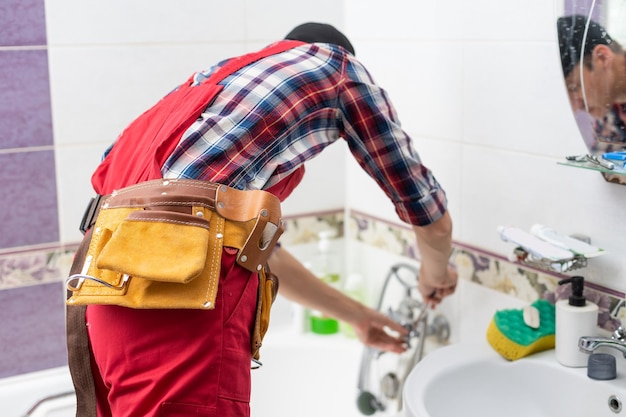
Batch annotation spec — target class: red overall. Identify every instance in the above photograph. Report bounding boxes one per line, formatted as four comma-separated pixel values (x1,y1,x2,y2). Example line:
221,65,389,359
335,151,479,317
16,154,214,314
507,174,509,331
85,41,304,417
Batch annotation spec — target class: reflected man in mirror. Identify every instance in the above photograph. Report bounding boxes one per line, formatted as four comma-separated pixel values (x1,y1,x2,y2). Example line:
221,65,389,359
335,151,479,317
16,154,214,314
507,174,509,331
557,15,626,150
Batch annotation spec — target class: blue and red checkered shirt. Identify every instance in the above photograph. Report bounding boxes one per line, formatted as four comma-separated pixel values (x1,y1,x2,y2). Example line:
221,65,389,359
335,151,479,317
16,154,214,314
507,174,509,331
111,42,447,226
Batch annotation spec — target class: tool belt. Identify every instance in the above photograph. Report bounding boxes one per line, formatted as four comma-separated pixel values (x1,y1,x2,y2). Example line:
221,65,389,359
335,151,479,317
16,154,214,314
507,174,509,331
65,178,284,358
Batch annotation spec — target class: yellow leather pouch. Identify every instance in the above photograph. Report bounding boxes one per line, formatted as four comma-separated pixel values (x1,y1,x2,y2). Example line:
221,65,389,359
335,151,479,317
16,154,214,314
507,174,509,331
97,210,211,284
67,204,224,310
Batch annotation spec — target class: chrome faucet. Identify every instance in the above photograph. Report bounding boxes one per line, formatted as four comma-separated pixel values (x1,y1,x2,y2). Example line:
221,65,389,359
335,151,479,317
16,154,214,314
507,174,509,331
579,327,626,358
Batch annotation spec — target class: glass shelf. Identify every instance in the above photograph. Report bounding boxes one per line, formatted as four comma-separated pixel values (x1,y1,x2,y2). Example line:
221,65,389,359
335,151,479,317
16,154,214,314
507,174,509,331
558,160,626,185
558,160,626,176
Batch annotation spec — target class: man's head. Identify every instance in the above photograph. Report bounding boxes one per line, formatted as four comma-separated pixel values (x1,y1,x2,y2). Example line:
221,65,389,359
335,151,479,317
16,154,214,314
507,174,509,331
557,15,614,78
557,15,625,117
284,22,355,56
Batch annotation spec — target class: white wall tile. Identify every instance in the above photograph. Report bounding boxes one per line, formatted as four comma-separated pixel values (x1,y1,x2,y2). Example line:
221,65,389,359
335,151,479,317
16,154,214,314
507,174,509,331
243,0,348,44
357,41,464,141
460,0,556,41
456,279,525,344
458,146,566,253
345,0,465,41
45,0,246,45
49,44,245,147
463,41,578,157
55,144,107,243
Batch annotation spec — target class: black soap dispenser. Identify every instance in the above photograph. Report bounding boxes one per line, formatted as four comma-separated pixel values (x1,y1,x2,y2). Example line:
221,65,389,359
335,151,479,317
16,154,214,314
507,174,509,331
555,276,598,367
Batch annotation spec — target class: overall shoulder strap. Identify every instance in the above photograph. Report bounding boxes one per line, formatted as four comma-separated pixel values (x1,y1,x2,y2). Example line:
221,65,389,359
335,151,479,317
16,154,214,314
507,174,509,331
202,40,305,86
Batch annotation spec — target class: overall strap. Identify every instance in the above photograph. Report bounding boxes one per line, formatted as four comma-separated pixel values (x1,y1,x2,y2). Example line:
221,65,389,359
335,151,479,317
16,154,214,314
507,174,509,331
91,40,305,195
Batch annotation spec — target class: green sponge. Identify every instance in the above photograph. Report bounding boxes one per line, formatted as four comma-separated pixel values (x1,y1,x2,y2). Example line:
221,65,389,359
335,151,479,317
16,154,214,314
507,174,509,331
486,299,555,361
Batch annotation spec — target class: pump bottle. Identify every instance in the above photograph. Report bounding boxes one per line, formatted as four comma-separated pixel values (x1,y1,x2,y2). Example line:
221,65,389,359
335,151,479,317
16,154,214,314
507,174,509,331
555,276,598,367
308,230,340,334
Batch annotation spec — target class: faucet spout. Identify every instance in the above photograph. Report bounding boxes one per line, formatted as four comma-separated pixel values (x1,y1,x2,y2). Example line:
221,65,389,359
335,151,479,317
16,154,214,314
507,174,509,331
579,336,626,358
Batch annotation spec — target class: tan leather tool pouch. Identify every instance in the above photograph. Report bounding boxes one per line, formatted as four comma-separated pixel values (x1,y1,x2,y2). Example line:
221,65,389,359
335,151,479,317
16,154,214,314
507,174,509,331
66,179,283,311
251,266,279,361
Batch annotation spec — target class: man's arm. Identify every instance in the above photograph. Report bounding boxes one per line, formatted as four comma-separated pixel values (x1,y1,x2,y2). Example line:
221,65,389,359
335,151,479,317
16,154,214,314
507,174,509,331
412,210,457,306
267,246,409,353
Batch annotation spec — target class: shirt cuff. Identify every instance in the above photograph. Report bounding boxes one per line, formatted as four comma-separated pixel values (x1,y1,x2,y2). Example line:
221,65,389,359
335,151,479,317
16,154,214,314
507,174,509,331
394,187,448,226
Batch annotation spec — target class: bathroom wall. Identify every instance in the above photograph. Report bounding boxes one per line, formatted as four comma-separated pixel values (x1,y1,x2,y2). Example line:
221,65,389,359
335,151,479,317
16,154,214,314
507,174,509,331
1,0,625,380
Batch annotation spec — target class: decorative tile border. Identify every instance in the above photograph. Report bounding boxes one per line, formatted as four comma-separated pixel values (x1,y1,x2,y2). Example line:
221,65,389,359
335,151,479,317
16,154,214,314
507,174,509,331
286,209,624,333
2,209,624,333
0,245,76,291
348,211,418,258
453,244,624,332
281,209,345,245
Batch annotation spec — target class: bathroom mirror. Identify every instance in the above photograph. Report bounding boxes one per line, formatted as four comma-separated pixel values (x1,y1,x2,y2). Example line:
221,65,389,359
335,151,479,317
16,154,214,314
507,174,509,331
556,0,626,183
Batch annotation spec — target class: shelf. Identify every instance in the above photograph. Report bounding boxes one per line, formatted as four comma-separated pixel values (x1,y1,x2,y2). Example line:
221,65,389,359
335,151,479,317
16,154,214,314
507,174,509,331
558,160,626,187
558,160,626,175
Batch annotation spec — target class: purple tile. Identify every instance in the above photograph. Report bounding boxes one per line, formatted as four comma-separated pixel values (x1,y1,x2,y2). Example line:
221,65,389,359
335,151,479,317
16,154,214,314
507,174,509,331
0,50,53,149
0,282,67,378
0,151,59,249
0,0,47,46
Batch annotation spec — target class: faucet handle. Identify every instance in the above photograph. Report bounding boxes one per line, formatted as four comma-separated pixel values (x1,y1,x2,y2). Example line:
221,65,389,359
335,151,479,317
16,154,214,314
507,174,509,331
612,326,626,342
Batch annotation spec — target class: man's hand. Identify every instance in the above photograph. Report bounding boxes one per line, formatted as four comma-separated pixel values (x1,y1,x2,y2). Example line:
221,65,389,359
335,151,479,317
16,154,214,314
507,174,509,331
418,264,458,307
351,306,409,354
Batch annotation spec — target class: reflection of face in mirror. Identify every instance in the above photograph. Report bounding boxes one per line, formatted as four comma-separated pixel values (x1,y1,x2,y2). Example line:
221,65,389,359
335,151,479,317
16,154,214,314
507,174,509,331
558,15,626,151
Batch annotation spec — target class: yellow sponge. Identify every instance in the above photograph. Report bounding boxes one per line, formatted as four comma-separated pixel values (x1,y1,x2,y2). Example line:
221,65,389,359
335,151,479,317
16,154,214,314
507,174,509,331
486,299,555,361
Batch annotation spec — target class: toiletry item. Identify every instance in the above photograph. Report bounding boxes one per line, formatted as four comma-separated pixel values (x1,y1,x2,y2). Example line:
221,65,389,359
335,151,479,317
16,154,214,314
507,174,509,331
587,153,614,170
291,302,308,334
309,230,340,335
341,273,367,338
486,299,556,361
499,226,574,261
311,230,341,285
602,152,626,171
555,276,598,367
309,313,340,334
587,353,617,380
602,151,626,165
530,224,605,258
522,304,540,329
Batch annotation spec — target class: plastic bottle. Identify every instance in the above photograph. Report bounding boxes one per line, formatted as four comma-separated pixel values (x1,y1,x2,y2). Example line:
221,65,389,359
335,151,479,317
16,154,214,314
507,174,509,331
340,273,367,338
309,231,340,335
555,276,598,367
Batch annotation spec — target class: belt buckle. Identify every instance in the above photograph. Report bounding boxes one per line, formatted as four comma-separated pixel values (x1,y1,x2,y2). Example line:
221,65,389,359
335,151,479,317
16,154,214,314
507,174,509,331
79,194,104,235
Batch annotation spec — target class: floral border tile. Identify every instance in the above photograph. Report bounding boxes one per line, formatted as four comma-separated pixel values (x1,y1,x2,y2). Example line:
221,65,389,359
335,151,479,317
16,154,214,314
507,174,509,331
453,245,624,332
348,211,418,258
345,210,624,333
281,210,344,246
0,246,76,290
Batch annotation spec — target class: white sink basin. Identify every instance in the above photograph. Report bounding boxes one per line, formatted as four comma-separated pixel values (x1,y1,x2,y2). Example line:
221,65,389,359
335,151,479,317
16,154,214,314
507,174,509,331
403,341,626,417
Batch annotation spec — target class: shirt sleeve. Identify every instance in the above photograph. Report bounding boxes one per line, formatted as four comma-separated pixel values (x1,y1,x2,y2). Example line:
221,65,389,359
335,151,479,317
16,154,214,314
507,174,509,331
336,58,447,226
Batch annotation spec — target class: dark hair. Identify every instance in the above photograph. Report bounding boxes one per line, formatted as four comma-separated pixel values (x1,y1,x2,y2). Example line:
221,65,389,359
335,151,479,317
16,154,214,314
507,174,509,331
285,22,355,56
557,15,613,77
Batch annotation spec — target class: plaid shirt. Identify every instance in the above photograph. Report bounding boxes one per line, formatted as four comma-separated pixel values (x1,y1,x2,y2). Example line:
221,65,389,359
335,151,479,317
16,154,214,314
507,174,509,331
160,42,446,226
